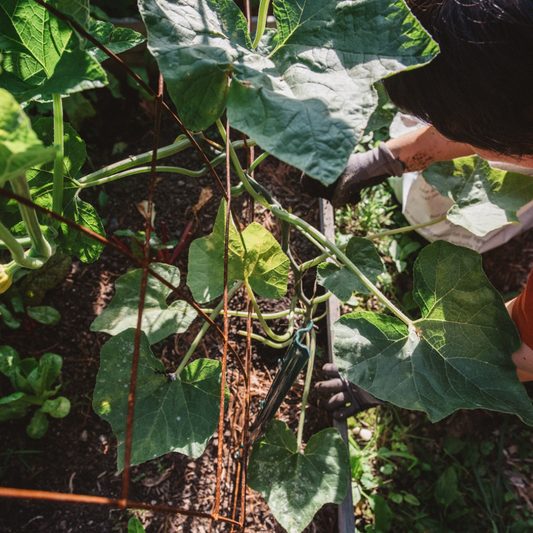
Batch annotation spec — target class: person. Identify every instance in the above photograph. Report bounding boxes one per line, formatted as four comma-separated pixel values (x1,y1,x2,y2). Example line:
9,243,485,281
315,0,533,418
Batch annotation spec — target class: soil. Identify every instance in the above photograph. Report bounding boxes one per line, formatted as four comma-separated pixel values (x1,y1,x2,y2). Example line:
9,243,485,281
2,70,533,533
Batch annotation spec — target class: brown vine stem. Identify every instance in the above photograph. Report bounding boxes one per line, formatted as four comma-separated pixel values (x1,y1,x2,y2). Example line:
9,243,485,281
121,74,165,504
213,117,233,519
31,0,243,229
0,187,247,378
0,488,241,525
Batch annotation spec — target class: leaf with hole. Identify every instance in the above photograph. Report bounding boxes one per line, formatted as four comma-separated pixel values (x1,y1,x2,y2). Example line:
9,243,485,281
247,419,349,533
91,263,197,344
317,237,384,301
333,240,533,424
139,0,437,184
93,329,228,470
422,157,533,236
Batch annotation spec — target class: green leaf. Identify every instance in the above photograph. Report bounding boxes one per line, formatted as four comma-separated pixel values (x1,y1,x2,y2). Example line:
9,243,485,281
422,157,533,237
87,21,146,64
247,420,349,533
0,88,56,185
187,200,289,303
434,467,460,508
27,306,61,325
334,241,533,424
27,409,49,438
41,396,70,418
50,0,90,47
0,0,108,102
139,0,437,184
0,345,20,377
0,392,30,421
93,329,228,470
128,517,146,533
368,494,393,532
0,117,105,262
11,358,38,394
27,353,62,397
0,0,72,76
317,237,384,301
0,302,21,329
91,263,198,344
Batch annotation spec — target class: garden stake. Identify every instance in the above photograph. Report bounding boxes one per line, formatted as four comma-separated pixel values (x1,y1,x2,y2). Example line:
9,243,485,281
0,487,241,525
213,116,233,520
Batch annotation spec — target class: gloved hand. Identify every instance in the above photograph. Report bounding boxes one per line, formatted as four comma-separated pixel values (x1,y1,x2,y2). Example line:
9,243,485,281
301,143,405,208
315,363,385,420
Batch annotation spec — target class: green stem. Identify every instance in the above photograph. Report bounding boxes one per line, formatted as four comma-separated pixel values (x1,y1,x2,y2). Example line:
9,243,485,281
365,216,447,240
272,206,412,326
10,175,52,264
175,281,243,377
0,235,32,249
0,221,44,269
77,137,256,186
297,328,316,449
78,163,223,189
230,182,246,197
4,261,21,276
252,0,271,48
199,307,304,320
215,120,270,209
236,330,293,349
300,216,448,270
249,151,269,172
244,279,293,342
78,136,191,185
52,93,64,219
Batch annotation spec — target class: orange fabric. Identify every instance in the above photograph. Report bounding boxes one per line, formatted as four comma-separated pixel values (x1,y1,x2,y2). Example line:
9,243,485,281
512,270,533,349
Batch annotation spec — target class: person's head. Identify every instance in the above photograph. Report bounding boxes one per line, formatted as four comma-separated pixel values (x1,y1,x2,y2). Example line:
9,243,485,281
382,0,533,161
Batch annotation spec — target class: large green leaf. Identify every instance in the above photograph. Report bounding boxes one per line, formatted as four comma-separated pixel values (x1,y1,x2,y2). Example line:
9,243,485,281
91,263,198,344
0,89,55,184
317,237,384,301
187,200,289,303
247,420,349,533
0,0,72,76
139,0,437,184
0,118,105,262
422,157,533,237
50,0,90,48
93,330,227,470
87,21,146,64
0,0,107,102
333,241,533,424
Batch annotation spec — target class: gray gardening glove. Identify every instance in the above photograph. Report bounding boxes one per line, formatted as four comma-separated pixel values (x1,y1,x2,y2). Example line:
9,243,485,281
301,143,404,208
315,363,385,420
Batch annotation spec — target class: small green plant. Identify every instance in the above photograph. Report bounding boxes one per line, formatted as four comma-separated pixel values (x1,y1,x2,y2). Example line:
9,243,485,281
0,269,61,330
348,407,533,533
0,346,71,438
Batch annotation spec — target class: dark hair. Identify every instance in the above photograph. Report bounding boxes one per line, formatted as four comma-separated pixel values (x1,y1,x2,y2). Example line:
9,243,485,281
382,0,533,156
